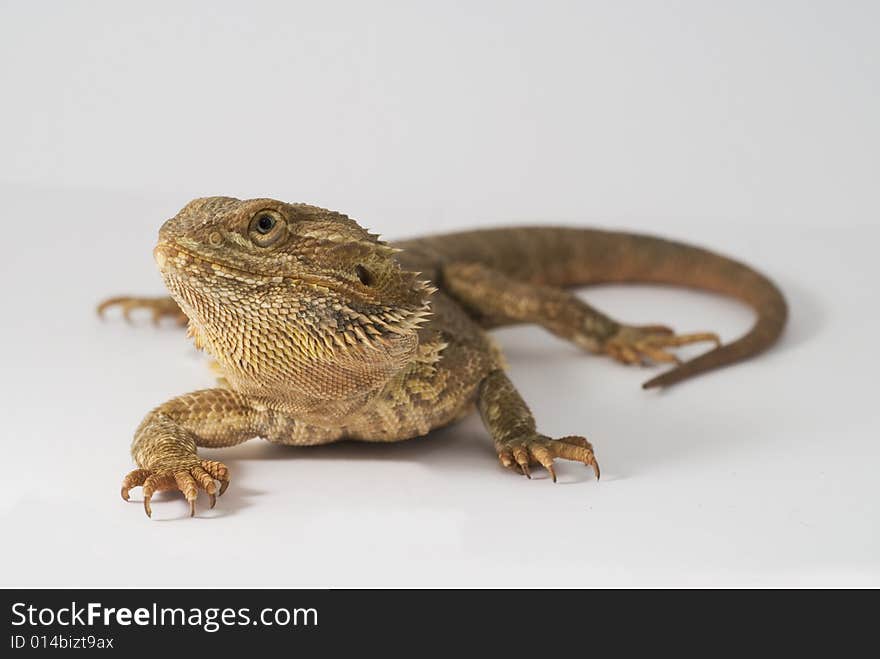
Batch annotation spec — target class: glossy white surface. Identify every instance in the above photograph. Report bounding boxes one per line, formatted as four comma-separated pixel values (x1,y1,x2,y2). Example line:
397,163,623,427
1,1,877,586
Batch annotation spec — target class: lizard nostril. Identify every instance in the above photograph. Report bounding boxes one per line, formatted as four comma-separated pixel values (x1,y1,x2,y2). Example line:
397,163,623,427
209,232,222,247
355,265,373,286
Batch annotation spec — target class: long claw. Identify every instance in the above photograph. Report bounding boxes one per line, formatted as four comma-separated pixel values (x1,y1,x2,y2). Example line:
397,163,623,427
201,460,230,496
121,468,149,501
140,474,172,519
189,500,196,517
209,493,216,509
512,448,531,478
530,446,557,482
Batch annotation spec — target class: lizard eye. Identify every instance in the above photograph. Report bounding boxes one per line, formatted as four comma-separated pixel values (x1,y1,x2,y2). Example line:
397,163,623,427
256,214,275,233
248,210,286,247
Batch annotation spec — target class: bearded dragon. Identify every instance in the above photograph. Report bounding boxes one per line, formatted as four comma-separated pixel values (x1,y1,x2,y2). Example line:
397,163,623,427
99,197,787,518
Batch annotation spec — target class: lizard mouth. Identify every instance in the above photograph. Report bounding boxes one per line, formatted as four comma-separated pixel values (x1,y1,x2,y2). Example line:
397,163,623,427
154,241,280,280
155,241,346,291
154,240,434,339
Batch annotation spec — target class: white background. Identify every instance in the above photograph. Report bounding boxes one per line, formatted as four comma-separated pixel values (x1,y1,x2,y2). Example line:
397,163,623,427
1,1,877,586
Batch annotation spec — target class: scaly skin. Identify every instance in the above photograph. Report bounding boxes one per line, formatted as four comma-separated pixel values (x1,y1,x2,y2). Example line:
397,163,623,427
100,197,787,518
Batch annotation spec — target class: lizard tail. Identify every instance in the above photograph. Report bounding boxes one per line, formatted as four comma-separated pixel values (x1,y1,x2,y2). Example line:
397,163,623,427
566,229,788,390
405,227,787,388
638,260,786,389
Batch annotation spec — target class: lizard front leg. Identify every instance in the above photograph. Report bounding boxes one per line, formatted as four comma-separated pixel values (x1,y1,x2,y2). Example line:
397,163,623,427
443,262,719,367
478,369,599,482
121,389,269,518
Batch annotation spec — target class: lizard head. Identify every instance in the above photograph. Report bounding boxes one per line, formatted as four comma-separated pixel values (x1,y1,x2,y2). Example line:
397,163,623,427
154,197,434,415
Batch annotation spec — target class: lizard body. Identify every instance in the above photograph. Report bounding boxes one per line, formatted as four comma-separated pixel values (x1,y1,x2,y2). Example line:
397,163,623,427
100,197,787,517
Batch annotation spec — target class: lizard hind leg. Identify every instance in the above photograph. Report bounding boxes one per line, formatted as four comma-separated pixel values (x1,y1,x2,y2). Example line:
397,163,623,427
442,262,721,372
97,295,188,326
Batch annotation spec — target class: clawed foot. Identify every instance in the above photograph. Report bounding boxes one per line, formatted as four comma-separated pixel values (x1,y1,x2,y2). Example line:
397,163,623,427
604,324,720,366
497,434,599,482
121,460,230,518
98,296,188,326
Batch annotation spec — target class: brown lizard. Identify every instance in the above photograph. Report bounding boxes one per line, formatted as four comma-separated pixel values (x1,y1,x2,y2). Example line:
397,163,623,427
99,197,787,518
